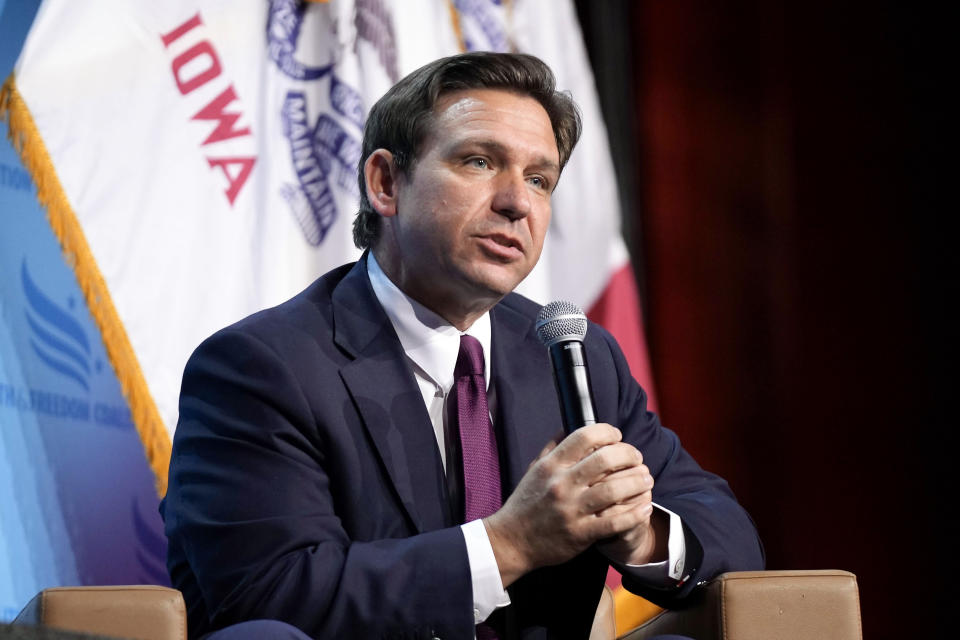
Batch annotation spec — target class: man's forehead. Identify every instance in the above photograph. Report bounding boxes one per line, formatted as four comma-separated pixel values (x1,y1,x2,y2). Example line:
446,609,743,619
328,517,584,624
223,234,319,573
426,88,559,161
432,87,540,118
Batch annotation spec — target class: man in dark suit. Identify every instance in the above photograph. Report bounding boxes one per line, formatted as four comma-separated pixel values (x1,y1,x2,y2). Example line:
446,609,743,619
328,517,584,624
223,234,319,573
161,52,763,640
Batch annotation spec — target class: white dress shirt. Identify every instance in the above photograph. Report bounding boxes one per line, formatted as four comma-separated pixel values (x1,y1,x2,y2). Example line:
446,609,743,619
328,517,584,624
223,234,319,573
366,253,685,624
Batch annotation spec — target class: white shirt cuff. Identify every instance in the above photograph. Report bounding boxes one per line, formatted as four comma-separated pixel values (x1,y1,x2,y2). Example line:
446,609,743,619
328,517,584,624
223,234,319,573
623,503,686,584
461,519,511,623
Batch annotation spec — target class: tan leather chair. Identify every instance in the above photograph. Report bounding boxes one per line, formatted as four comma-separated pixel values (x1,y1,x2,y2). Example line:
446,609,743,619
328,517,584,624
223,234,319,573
13,586,186,640
619,570,862,640
14,570,860,640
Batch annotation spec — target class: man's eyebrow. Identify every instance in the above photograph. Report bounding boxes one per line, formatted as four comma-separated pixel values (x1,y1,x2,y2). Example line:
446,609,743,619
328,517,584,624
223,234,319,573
449,139,561,175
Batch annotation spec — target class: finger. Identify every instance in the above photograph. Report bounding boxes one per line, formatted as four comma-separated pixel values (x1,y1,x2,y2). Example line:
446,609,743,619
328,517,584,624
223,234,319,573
527,437,560,472
537,439,559,460
549,423,622,466
572,444,646,486
588,502,653,539
588,462,653,489
581,473,653,515
595,490,653,518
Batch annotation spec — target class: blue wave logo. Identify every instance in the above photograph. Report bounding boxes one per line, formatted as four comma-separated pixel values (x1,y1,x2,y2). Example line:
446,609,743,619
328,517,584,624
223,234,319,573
21,259,93,392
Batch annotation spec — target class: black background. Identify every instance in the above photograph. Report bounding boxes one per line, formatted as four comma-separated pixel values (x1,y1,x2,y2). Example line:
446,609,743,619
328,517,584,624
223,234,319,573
574,2,949,637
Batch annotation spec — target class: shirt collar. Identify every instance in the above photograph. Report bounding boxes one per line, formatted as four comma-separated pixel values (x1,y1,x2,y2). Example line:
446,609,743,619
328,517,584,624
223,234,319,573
366,252,492,392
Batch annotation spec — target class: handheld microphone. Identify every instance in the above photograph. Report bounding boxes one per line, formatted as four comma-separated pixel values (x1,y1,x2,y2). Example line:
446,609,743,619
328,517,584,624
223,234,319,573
535,300,597,434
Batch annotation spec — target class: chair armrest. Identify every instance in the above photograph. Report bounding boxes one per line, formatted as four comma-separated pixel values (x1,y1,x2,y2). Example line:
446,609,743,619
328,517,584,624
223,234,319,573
619,570,862,640
590,586,617,640
14,586,186,640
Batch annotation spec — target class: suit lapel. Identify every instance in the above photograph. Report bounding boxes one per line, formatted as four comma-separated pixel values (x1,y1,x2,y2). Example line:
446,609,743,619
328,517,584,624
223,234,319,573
490,299,564,493
332,255,450,533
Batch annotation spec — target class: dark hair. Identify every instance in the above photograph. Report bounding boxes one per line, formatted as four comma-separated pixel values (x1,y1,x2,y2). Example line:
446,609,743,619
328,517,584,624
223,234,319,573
353,52,582,249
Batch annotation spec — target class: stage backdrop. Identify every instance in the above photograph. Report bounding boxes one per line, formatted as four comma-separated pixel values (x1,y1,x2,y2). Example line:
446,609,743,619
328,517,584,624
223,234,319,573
2,0,656,627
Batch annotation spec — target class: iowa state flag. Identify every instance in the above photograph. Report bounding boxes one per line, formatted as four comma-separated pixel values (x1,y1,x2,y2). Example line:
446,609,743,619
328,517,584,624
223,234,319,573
6,0,655,489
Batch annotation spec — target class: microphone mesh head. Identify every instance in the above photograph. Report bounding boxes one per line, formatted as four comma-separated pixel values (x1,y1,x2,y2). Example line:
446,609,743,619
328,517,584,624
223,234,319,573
536,300,588,347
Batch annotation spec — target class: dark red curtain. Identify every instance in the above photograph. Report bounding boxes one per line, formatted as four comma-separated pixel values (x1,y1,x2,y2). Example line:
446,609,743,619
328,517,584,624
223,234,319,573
577,2,948,637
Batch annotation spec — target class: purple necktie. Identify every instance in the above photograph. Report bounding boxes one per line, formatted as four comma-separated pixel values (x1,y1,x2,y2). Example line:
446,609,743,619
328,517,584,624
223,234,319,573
455,335,502,639
455,334,502,521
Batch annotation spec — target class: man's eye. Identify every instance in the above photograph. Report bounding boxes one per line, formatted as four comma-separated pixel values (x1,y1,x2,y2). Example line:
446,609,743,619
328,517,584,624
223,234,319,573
528,176,548,190
468,157,488,169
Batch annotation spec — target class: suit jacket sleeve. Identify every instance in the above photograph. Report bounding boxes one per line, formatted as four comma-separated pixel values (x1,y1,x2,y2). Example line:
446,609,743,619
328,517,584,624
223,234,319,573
162,326,475,640
588,325,765,606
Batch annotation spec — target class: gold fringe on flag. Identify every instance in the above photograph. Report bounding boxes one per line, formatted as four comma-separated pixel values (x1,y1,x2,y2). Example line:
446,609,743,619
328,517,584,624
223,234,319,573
1,74,171,497
445,0,468,53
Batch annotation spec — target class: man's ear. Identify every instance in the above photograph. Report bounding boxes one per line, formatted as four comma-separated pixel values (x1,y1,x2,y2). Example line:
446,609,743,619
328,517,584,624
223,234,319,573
364,149,400,217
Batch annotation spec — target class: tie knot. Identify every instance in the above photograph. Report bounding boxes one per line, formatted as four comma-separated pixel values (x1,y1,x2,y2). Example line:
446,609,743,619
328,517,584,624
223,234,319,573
455,334,485,377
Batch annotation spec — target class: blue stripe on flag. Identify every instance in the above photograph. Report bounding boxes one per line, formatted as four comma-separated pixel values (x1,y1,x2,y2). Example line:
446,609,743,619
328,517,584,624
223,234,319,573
29,338,90,392
0,0,42,78
25,310,92,377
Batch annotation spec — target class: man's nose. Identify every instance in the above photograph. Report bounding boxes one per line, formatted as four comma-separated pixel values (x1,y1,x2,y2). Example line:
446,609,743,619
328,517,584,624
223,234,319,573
491,171,532,220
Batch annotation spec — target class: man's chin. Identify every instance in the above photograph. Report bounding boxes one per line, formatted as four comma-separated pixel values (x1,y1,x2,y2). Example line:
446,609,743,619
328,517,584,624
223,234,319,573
462,271,528,305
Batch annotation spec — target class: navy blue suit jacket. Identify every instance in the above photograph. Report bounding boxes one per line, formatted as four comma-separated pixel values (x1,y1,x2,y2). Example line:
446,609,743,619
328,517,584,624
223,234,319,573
161,255,763,639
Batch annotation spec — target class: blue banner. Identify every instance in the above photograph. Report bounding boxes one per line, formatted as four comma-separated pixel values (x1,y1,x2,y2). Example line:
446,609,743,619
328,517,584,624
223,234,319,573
1,2,168,620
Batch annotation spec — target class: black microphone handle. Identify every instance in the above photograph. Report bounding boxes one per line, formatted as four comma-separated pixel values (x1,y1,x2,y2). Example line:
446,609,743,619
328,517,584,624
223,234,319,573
548,339,597,433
